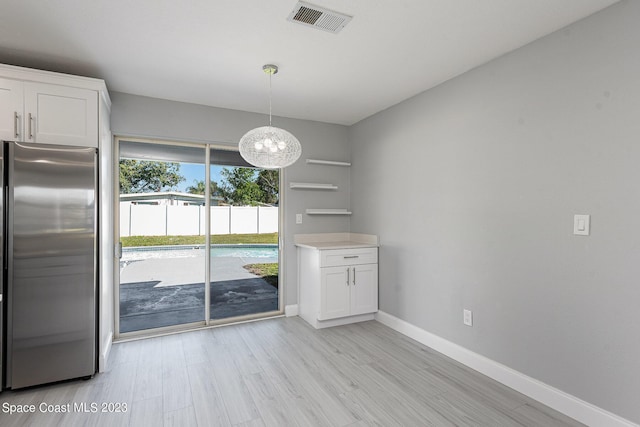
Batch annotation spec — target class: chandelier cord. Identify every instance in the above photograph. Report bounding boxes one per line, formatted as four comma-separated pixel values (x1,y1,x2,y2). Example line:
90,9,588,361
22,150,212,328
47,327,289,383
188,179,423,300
268,71,272,127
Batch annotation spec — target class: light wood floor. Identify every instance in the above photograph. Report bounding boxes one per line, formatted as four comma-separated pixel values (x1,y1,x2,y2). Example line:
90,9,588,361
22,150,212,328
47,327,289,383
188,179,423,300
0,317,584,426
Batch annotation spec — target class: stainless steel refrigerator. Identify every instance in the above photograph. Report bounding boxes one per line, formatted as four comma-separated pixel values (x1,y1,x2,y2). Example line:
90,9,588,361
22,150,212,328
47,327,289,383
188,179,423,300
1,141,97,390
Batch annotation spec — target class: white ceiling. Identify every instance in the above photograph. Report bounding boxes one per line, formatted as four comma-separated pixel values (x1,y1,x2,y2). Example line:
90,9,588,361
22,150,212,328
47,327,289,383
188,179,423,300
0,0,619,125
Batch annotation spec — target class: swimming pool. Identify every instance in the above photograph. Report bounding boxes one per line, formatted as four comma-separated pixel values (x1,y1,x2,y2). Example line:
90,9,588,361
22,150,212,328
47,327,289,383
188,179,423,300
122,244,278,261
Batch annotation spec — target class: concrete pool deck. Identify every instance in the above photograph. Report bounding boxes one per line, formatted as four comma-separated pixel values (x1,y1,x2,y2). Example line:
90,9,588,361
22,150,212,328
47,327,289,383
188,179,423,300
119,254,278,333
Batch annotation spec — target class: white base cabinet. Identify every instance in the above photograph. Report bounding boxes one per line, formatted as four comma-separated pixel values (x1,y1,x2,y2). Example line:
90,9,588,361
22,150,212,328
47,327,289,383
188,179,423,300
298,245,378,329
320,264,378,320
349,263,378,315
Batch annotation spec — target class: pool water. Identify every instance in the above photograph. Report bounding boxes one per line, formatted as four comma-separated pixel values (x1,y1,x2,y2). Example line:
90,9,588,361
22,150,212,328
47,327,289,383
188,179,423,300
209,247,277,258
122,245,278,261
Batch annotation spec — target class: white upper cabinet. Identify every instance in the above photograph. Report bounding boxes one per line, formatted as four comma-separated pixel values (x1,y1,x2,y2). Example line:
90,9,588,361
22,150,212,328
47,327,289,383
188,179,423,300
0,65,105,148
0,78,24,141
24,83,98,147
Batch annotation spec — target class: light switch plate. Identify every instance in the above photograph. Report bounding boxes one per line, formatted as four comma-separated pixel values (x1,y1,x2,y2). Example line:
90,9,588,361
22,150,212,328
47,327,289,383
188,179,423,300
463,309,473,327
573,214,590,236
296,213,303,224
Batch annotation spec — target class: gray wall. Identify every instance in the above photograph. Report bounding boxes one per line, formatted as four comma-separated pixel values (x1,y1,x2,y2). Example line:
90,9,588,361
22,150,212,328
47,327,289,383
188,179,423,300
110,92,351,307
349,0,639,423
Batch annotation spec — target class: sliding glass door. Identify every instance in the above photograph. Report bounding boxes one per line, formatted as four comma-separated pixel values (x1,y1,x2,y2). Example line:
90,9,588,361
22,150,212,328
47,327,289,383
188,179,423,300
116,139,281,337
209,160,279,322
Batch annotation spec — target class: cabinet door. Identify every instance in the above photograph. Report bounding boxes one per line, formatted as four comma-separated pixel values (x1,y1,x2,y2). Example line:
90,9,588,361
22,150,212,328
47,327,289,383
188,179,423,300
319,266,351,320
0,78,23,141
350,264,378,316
24,83,98,147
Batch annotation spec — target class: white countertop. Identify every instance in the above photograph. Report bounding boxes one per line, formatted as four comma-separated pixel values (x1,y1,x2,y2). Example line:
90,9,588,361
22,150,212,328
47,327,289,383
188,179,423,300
294,233,379,250
295,240,378,250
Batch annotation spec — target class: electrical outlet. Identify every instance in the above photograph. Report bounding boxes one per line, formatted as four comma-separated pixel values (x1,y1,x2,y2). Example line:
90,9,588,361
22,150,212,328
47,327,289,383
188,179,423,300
463,309,473,327
296,213,303,224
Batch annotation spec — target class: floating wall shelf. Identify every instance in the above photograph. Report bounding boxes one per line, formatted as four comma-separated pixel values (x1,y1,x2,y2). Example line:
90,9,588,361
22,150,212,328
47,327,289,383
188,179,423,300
305,159,351,167
306,209,352,215
290,182,338,190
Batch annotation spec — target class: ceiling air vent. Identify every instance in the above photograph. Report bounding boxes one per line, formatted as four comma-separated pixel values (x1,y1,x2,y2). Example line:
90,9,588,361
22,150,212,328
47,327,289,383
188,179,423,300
287,1,352,34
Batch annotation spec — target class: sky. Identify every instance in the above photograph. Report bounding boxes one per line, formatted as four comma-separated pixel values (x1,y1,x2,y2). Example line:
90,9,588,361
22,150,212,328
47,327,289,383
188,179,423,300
177,163,225,192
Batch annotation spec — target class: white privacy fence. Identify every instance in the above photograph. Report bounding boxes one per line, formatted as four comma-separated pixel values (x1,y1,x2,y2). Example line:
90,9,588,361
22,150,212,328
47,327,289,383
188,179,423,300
120,204,278,236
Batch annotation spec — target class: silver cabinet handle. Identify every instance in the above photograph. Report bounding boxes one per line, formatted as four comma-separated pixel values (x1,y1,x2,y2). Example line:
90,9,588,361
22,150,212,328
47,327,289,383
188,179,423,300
353,267,356,285
28,113,33,139
346,267,350,286
14,112,19,138
344,255,359,259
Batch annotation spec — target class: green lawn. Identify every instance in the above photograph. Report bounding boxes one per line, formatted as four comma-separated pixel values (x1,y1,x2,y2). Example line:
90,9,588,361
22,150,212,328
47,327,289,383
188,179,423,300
243,263,279,288
121,233,278,247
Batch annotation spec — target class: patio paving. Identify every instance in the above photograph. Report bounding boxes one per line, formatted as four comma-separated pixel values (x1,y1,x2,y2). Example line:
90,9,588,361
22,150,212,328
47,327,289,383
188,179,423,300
119,254,278,333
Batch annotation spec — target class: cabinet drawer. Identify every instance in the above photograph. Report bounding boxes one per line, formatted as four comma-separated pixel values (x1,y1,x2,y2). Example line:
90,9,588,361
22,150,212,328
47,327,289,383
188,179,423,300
320,247,378,267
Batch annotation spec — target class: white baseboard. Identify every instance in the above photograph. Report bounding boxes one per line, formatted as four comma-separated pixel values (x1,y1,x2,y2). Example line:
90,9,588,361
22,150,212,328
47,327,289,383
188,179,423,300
306,313,374,329
375,311,638,427
285,304,299,317
99,332,113,373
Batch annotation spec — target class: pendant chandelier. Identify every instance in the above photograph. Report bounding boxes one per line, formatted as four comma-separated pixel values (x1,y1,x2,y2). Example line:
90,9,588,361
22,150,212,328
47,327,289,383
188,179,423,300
239,64,302,169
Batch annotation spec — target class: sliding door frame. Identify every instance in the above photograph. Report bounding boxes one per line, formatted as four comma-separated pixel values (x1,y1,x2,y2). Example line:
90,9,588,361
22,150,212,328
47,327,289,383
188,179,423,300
112,135,284,341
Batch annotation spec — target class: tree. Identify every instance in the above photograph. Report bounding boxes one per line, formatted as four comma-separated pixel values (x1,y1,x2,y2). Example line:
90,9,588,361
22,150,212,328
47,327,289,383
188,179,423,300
257,169,279,205
119,159,184,193
218,167,263,205
185,179,219,196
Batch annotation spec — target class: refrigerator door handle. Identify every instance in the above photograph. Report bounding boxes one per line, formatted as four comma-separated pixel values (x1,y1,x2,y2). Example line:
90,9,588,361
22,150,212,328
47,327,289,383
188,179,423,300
3,185,6,271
